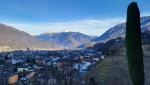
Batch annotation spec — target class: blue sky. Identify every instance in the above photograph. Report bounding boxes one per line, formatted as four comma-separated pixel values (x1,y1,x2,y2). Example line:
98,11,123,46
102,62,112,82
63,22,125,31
0,0,150,36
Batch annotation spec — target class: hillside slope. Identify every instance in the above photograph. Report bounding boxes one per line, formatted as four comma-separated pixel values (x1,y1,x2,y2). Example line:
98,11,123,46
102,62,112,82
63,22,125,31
89,46,150,85
93,16,150,42
0,23,58,51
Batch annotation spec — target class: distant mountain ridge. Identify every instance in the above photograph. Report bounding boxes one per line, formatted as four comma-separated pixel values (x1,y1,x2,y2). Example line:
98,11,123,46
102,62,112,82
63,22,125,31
1,16,150,51
0,23,58,51
89,16,150,53
36,32,94,48
93,16,150,42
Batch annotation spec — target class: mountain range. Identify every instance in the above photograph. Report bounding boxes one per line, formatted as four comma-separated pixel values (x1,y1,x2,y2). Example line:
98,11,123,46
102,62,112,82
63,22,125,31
0,23,95,50
0,16,150,51
36,32,95,49
91,16,150,53
93,16,150,42
0,23,58,51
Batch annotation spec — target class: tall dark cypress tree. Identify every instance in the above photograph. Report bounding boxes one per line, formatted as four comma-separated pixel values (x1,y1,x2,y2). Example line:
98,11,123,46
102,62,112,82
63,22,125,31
126,2,144,85
89,77,97,85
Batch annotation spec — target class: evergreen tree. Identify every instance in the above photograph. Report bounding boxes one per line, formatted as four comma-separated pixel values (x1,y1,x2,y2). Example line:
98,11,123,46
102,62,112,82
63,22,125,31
63,79,68,85
89,77,97,85
126,2,144,85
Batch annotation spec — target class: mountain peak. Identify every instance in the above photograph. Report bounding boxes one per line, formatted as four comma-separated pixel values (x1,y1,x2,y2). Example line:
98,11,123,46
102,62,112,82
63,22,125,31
0,23,58,51
37,32,94,49
92,16,150,42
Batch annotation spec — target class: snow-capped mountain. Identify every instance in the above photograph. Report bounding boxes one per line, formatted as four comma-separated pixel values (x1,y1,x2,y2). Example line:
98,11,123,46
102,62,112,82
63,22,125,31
93,16,150,42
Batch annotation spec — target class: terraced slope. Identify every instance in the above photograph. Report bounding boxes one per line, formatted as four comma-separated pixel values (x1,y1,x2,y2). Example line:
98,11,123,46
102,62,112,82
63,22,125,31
89,55,132,85
89,46,150,85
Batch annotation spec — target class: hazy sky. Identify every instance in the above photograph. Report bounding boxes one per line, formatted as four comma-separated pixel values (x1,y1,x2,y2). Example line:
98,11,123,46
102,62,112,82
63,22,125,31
0,0,150,36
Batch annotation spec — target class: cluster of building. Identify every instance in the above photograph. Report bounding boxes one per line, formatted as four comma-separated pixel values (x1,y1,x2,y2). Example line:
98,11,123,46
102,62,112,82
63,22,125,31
0,49,103,85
